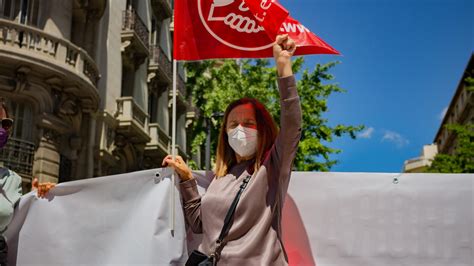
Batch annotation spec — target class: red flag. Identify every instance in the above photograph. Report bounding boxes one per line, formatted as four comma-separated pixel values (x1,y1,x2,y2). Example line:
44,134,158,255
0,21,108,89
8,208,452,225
280,16,339,57
242,0,289,38
174,0,339,60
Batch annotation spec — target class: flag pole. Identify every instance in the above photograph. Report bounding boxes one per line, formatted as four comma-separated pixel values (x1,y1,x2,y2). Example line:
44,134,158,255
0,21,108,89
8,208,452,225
171,59,177,235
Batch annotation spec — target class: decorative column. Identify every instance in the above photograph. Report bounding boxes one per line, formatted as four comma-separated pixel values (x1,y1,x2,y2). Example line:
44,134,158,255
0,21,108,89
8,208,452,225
33,128,61,183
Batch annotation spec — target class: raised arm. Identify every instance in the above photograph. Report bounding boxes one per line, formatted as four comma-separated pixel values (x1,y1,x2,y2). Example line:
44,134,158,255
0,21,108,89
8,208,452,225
266,35,302,193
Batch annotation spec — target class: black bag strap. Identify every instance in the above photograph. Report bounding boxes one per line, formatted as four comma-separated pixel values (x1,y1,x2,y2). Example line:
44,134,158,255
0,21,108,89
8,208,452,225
211,174,252,257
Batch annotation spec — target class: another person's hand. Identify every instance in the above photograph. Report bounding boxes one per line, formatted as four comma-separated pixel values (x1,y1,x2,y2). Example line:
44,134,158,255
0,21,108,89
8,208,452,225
162,155,193,181
32,178,56,198
273,34,296,77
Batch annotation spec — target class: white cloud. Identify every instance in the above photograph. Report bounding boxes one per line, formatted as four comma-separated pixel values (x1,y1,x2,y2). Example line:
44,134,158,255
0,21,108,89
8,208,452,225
439,107,448,120
382,130,409,148
358,127,374,139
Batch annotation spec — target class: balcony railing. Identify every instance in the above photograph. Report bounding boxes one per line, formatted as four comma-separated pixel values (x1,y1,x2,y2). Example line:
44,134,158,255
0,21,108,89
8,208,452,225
122,9,149,52
404,156,432,172
0,18,100,87
116,97,148,128
405,156,423,165
147,123,170,155
149,44,172,81
116,97,151,144
0,137,35,179
156,123,170,149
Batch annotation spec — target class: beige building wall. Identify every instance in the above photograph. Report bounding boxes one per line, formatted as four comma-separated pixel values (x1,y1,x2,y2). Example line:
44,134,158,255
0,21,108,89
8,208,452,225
42,0,73,39
403,144,438,173
0,0,195,190
98,0,125,112
0,0,106,191
95,0,193,175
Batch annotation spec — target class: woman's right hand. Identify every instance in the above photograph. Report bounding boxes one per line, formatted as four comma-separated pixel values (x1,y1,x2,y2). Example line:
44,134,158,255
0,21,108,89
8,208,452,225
162,155,193,181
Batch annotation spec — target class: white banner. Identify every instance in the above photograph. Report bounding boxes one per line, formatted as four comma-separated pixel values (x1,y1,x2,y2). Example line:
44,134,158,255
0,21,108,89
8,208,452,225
5,170,474,266
6,168,188,266
284,172,474,266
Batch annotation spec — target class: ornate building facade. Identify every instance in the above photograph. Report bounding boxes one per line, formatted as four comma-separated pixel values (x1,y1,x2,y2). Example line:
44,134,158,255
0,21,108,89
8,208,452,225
0,0,193,191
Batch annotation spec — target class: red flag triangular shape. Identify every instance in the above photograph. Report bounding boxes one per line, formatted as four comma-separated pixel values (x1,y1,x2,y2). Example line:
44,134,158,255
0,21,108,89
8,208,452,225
174,0,339,60
281,16,339,56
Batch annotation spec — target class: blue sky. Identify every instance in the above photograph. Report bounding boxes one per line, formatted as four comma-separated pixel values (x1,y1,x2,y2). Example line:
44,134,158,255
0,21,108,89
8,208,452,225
279,0,473,172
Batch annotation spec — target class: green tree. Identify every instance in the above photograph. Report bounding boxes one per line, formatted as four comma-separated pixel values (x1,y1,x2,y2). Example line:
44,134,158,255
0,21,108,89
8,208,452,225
426,124,474,173
185,58,363,171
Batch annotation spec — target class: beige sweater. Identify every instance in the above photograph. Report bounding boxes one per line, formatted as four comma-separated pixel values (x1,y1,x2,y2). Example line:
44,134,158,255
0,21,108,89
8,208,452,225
180,75,302,265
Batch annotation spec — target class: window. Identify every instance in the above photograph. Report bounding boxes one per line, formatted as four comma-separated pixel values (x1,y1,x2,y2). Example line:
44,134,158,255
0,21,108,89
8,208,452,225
59,155,72,183
6,100,34,141
0,0,20,20
126,0,139,10
0,99,35,180
152,18,163,46
121,65,135,97
148,92,158,123
0,0,40,26
24,0,39,26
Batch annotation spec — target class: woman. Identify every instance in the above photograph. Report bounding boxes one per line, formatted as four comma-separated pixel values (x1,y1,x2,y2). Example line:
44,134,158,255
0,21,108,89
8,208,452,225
163,34,301,265
0,100,54,265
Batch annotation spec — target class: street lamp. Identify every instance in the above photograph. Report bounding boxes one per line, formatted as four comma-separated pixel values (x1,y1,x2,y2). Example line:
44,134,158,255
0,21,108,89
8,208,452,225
205,112,224,171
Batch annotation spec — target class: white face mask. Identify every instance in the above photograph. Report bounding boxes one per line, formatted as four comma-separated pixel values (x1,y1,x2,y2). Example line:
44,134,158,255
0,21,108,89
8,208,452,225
227,125,258,158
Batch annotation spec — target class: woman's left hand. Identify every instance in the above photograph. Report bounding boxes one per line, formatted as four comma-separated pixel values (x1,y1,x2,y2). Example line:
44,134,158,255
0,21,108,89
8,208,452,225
162,155,193,181
32,178,56,198
273,34,296,77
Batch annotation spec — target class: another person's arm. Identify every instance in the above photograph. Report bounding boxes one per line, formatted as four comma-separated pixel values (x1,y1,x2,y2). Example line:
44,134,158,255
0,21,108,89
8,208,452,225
0,169,22,233
162,155,202,233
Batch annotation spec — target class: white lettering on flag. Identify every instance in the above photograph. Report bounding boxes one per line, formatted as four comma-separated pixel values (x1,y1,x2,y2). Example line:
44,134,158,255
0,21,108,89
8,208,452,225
280,22,310,33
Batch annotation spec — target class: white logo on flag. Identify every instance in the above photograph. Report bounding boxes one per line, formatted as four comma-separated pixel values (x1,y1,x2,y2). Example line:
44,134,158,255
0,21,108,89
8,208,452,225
198,0,276,51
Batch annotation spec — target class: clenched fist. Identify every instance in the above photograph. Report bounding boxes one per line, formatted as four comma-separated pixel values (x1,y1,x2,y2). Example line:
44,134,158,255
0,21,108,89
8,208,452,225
273,34,296,77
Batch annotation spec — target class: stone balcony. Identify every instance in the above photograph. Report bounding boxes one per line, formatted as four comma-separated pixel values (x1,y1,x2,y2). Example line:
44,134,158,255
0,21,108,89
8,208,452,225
115,97,151,144
145,122,170,159
169,75,189,108
149,44,172,84
403,157,431,173
0,18,100,110
121,9,149,67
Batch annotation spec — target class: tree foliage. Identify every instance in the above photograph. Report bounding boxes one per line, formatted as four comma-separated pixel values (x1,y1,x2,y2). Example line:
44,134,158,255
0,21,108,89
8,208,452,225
185,58,363,171
426,124,474,173
426,76,474,173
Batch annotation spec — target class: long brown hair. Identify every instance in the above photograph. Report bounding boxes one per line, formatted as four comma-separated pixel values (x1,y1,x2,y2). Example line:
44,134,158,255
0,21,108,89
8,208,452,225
215,98,278,177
